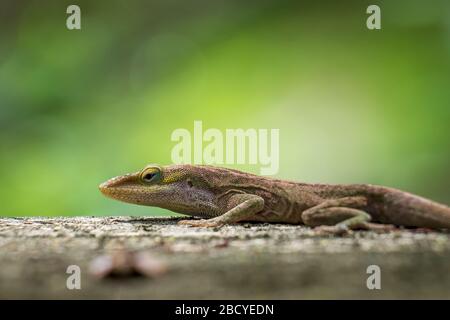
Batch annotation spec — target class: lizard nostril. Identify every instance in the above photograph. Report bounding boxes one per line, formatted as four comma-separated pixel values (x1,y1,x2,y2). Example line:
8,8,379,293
187,180,193,188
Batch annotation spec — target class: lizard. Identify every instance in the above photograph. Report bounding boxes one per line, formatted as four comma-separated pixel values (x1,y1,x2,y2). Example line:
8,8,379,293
99,164,450,234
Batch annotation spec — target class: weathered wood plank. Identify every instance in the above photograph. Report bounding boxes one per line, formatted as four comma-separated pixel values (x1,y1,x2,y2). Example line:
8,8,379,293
0,217,449,299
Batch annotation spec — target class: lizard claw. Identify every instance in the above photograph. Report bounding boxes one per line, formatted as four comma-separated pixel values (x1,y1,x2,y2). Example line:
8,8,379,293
177,219,223,228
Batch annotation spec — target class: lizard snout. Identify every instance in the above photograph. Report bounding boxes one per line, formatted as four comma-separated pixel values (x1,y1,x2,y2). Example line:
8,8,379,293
98,181,110,193
98,173,139,196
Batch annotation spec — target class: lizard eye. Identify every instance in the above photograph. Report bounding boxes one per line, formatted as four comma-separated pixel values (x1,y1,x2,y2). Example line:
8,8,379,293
143,173,156,181
140,167,162,184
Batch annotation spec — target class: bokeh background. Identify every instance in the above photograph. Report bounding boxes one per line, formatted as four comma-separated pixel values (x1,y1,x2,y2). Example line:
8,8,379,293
0,0,449,216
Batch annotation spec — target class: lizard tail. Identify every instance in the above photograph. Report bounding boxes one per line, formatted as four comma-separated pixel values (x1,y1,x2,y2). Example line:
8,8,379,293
383,190,450,229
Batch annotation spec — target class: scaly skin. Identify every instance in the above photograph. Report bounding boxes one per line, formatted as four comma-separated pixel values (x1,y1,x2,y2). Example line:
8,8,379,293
99,164,450,234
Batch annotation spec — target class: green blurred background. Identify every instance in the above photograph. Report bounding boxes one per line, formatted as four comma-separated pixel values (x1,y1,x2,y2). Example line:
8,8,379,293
0,0,449,216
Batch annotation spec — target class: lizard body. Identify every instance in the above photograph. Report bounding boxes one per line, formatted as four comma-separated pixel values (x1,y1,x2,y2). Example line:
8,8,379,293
99,164,450,234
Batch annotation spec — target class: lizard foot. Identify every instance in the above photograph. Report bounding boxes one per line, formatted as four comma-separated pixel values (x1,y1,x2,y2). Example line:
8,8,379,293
177,219,223,228
361,222,397,233
314,225,351,236
315,222,397,235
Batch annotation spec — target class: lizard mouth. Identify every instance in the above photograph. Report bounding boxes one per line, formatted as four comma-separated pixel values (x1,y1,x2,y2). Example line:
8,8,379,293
99,172,168,206
99,182,148,205
99,173,140,197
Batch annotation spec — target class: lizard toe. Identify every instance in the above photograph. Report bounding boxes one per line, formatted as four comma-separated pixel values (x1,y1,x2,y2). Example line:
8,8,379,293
314,225,351,236
177,219,197,226
178,219,222,228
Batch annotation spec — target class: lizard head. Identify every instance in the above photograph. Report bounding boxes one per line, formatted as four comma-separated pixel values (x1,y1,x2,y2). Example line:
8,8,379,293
99,164,218,215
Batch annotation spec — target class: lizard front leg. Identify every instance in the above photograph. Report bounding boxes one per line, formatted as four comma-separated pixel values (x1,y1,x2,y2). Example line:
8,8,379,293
301,196,395,235
178,194,264,228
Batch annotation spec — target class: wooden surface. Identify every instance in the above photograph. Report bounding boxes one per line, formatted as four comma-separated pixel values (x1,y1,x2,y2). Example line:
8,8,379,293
0,216,449,299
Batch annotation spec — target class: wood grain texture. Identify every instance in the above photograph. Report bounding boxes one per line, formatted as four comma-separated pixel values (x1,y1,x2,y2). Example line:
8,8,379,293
0,216,449,299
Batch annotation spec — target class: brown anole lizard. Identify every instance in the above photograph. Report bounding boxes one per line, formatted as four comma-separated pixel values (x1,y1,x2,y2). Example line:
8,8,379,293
99,164,450,234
